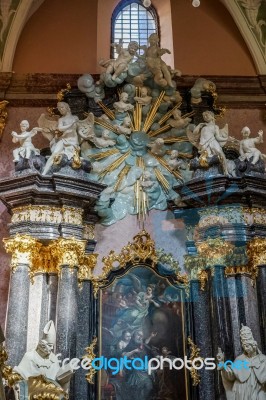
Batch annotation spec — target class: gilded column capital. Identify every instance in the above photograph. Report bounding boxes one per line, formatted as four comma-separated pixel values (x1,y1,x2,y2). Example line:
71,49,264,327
78,254,98,283
3,234,42,273
247,238,266,268
50,237,86,269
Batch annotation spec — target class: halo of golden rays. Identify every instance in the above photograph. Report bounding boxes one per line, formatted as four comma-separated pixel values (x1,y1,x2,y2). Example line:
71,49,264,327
88,87,193,221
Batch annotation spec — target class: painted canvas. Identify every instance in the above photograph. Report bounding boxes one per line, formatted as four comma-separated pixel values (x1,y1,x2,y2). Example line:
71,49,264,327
98,265,188,400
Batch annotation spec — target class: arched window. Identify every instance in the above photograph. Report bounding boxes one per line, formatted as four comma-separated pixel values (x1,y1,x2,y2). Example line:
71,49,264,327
111,0,159,57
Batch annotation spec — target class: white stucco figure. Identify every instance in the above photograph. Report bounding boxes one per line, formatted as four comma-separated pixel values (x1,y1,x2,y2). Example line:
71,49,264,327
99,40,139,81
91,130,116,148
147,138,166,156
113,92,134,113
167,109,192,129
11,120,41,162
114,116,132,136
145,33,174,88
14,321,73,392
14,321,59,381
134,87,152,106
217,325,266,400
187,110,229,174
167,150,186,171
239,127,265,164
38,102,80,175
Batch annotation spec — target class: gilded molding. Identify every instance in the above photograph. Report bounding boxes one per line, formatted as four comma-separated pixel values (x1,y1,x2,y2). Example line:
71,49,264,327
187,337,202,386
84,337,98,385
3,234,42,273
0,100,8,141
11,205,83,226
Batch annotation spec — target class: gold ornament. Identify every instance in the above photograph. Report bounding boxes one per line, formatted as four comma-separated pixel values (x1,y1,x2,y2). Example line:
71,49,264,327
84,338,98,385
3,234,42,274
187,337,202,386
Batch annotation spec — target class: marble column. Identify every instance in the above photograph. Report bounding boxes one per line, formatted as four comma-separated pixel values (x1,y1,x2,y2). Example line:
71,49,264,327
190,278,215,400
256,266,266,352
4,235,41,366
226,276,242,357
75,280,97,399
56,266,78,360
210,266,233,400
236,274,261,349
5,264,30,366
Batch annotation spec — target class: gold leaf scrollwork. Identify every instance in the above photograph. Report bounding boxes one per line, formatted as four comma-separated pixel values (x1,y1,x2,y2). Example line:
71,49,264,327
187,337,202,386
78,254,98,285
90,230,158,297
56,83,71,102
0,345,22,387
198,269,208,291
84,338,98,385
197,237,234,262
28,375,68,399
0,100,9,141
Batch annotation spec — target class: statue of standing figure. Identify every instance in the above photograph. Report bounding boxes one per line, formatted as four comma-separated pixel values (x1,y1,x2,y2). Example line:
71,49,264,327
11,120,42,163
217,325,266,400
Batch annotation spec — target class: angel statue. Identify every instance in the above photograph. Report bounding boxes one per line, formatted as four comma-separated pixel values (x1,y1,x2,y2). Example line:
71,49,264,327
38,102,80,175
11,120,42,162
187,110,229,175
145,33,174,88
217,324,266,400
99,40,139,85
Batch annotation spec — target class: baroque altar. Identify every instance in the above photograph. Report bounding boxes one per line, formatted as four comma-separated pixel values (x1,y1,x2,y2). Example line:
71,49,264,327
0,34,265,400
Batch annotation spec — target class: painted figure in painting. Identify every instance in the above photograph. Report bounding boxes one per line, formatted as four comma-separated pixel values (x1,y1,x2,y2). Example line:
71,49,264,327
101,267,186,400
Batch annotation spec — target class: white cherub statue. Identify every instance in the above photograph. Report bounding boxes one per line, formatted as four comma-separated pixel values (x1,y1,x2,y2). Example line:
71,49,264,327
167,109,192,129
147,138,166,156
99,40,139,81
134,87,152,106
113,92,134,113
114,116,132,136
167,150,186,171
11,120,42,162
239,126,265,165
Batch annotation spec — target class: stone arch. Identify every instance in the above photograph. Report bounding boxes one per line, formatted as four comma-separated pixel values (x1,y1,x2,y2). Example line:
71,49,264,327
220,0,266,74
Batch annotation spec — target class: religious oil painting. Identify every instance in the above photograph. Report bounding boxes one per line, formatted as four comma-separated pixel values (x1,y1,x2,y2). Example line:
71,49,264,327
98,265,188,400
